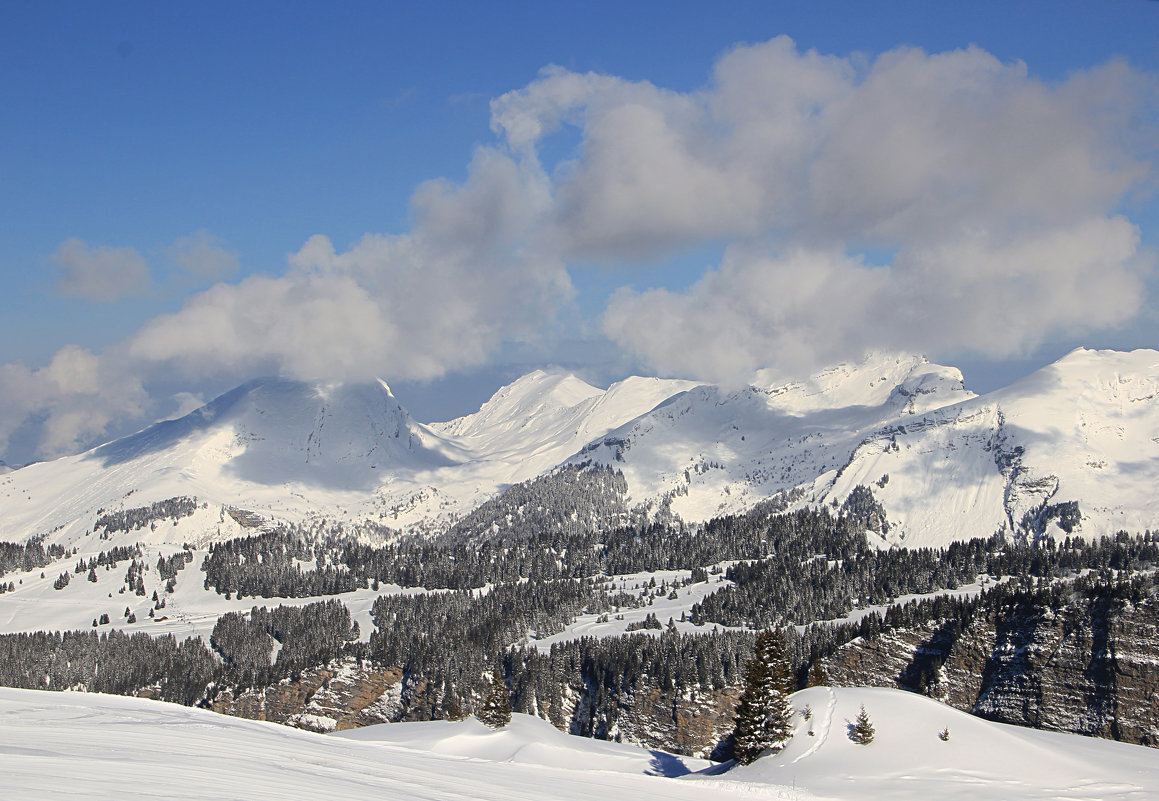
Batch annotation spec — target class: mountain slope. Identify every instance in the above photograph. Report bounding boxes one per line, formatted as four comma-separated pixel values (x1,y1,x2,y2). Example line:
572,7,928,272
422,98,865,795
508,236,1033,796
572,349,1159,546
574,352,975,526
0,372,696,548
2,349,1158,552
730,686,1159,800
829,348,1159,546
0,377,463,551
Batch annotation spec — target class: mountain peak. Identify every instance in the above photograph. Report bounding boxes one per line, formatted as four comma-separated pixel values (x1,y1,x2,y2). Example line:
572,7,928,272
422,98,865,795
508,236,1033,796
432,370,602,439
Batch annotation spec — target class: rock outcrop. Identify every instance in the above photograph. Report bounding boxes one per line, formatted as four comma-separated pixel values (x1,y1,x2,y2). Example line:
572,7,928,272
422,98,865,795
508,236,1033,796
822,596,1159,746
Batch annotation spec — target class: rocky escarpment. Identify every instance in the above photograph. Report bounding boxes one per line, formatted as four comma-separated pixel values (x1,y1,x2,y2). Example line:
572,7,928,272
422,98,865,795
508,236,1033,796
207,658,404,732
822,594,1159,746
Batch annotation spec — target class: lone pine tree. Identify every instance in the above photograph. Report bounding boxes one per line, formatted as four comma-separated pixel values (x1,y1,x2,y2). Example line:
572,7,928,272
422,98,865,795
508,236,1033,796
731,628,795,765
478,667,512,729
850,705,875,744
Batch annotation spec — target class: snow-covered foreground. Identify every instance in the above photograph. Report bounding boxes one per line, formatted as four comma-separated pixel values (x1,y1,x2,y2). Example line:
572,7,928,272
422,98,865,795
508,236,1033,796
4,686,1158,801
0,688,780,801
730,686,1159,800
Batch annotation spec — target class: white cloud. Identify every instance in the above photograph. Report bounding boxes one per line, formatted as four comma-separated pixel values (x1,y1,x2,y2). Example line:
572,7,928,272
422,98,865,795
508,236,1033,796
605,217,1148,385
490,37,1154,381
0,346,147,458
52,238,150,301
128,147,572,382
3,37,1156,459
494,39,1151,260
170,230,240,280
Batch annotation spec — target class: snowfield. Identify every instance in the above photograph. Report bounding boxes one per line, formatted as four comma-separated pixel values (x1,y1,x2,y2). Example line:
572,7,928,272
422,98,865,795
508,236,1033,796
730,686,1159,800
3,685,1157,800
0,688,779,801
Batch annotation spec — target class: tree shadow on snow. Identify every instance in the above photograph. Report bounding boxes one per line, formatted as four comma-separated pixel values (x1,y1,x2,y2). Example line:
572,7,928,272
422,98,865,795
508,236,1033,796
646,750,694,777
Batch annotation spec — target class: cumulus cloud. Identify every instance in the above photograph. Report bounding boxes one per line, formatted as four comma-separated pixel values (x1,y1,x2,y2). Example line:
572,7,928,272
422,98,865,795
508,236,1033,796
0,345,147,458
488,37,1156,380
493,38,1152,258
606,217,1149,385
52,238,151,301
170,230,240,280
128,147,572,381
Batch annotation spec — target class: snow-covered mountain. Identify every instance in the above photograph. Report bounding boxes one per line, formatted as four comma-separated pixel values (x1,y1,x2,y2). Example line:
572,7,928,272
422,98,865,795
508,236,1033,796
2,348,1158,551
0,371,696,549
828,348,1159,546
577,348,1159,547
575,353,974,526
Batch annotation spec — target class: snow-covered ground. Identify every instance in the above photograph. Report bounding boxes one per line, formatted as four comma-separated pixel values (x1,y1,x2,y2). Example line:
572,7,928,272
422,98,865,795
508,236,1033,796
726,686,1159,800
4,685,1157,800
0,545,436,642
527,568,745,650
0,688,777,801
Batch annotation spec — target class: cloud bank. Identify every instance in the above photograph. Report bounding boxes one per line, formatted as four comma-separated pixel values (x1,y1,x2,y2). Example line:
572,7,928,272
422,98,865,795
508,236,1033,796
2,36,1156,458
492,38,1155,383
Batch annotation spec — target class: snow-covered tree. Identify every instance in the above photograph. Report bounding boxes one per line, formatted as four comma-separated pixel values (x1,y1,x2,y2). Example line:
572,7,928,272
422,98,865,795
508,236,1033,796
478,667,511,729
850,705,875,744
806,658,828,687
439,675,464,721
731,628,795,765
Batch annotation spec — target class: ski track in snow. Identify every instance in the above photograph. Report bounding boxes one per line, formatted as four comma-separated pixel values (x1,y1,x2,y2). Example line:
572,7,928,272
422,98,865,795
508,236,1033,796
791,687,835,764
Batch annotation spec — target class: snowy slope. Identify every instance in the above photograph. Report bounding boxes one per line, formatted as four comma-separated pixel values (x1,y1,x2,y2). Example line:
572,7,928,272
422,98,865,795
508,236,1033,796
4,685,1158,801
0,372,695,549
575,352,974,524
726,685,1159,800
830,348,1159,546
431,370,701,484
335,712,712,774
0,688,781,801
0,377,467,552
576,349,1159,546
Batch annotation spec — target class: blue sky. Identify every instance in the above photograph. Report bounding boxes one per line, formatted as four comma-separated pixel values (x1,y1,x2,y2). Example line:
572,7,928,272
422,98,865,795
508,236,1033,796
1,1,1158,463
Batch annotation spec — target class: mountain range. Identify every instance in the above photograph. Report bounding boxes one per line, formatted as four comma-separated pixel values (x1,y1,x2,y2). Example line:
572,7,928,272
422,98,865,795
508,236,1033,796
2,347,1157,551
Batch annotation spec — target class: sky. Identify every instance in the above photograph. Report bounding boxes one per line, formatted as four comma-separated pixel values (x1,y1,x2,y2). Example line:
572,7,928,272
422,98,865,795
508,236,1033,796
1,1,1158,465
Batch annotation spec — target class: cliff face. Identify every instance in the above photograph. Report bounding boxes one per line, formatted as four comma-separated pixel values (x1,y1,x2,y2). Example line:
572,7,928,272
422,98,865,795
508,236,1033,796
207,659,404,733
822,597,1159,746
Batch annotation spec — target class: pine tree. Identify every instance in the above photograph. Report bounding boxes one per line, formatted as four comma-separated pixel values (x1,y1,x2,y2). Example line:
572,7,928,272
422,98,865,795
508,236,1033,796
478,667,512,729
806,658,828,687
731,628,795,765
439,675,464,721
850,705,875,744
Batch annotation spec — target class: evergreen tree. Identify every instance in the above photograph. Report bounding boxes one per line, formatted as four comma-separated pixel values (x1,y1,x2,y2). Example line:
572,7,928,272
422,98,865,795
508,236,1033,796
478,667,512,729
439,675,464,721
806,658,828,687
850,705,875,744
731,628,795,765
